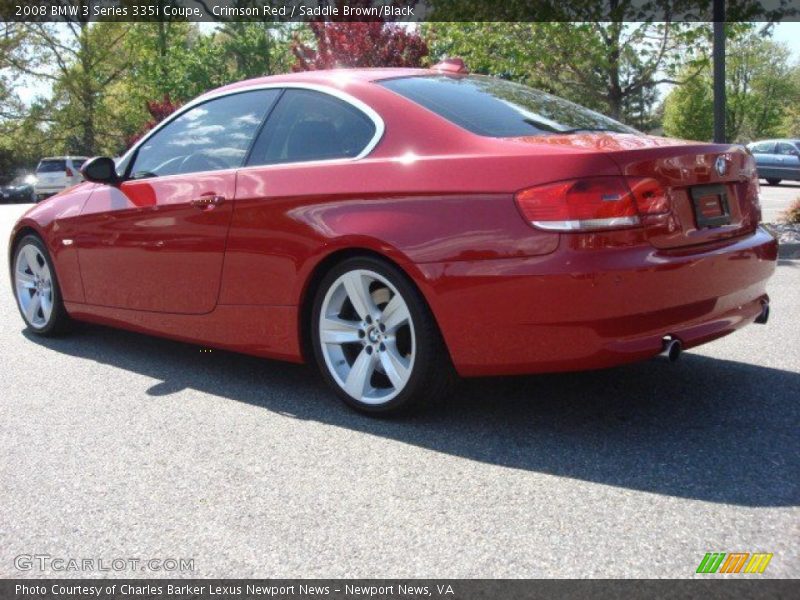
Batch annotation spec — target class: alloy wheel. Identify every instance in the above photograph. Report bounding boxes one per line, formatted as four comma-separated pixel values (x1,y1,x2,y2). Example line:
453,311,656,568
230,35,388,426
14,243,54,329
318,269,416,405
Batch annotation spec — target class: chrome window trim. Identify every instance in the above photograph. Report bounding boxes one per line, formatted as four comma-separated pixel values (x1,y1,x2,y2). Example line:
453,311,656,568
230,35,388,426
117,82,386,176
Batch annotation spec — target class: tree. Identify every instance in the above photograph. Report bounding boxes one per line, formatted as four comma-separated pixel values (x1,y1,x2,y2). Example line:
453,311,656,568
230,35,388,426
291,2,428,71
663,34,798,142
781,68,800,138
123,21,229,105
0,23,28,122
11,19,135,155
726,35,796,141
218,22,293,79
662,69,714,141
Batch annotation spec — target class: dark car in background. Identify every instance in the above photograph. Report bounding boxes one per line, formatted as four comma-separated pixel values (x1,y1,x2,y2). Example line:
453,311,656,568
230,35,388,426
747,139,800,185
0,176,36,204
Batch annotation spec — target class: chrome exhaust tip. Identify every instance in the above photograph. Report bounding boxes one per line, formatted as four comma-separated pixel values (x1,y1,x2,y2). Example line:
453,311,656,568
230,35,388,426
755,301,770,325
661,336,683,362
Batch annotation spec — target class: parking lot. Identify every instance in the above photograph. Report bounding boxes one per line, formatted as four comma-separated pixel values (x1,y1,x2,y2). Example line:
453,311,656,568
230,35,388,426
0,201,797,579
759,180,800,223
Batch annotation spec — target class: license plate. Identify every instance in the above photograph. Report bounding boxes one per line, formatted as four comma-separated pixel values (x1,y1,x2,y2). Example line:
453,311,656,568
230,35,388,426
690,184,731,228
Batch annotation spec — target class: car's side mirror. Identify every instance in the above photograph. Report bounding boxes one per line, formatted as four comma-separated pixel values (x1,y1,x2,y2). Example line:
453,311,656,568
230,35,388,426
80,157,120,185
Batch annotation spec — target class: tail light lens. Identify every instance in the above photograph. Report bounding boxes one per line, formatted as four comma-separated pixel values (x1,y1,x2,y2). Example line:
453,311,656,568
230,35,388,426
514,176,668,231
65,167,74,177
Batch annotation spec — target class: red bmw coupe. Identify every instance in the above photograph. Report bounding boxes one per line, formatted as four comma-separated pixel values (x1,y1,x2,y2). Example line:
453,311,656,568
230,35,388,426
9,65,777,414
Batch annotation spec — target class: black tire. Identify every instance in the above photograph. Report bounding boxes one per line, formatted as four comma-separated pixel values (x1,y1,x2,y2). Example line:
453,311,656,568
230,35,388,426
766,178,781,186
11,234,72,336
311,256,455,415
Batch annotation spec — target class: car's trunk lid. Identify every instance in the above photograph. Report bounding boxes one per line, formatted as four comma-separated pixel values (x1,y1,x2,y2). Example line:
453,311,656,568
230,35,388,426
604,136,760,248
514,133,762,249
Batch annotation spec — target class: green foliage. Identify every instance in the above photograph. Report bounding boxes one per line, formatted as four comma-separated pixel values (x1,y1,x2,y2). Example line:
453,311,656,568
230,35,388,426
779,67,800,137
218,22,294,79
663,34,799,142
727,35,796,142
0,23,27,122
662,70,714,141
0,101,56,179
123,22,228,105
13,22,138,156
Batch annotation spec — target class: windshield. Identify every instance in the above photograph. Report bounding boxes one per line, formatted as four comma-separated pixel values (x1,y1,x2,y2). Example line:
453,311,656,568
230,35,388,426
379,75,637,137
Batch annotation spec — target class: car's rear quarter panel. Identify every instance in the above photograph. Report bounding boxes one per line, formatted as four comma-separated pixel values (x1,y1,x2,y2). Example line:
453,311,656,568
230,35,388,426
221,149,620,307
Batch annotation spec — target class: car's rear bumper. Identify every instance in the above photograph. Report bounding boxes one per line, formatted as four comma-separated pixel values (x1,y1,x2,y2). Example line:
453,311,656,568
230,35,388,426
417,226,778,376
33,187,63,196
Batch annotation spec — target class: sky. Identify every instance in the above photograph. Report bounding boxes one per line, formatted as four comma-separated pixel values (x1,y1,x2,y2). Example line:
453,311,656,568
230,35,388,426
14,21,800,106
771,21,800,53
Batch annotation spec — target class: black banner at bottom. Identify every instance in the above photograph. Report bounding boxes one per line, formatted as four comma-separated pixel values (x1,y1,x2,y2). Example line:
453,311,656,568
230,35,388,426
1,580,798,600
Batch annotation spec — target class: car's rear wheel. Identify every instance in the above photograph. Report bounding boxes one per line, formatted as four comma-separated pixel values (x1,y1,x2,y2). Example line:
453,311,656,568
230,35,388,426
311,256,454,415
766,178,781,186
12,235,71,335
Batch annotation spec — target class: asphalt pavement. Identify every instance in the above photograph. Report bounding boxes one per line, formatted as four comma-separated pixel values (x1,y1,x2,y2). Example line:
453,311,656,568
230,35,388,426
759,180,799,223
0,202,797,579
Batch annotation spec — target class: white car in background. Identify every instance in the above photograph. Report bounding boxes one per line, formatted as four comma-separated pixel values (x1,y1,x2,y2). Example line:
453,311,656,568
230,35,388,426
32,156,88,201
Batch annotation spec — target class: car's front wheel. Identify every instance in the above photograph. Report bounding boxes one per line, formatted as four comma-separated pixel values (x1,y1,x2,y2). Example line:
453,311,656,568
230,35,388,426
766,178,781,186
311,256,454,414
12,234,71,335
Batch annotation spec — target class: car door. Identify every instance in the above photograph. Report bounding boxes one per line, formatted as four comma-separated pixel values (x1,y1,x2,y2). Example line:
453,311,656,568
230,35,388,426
76,89,280,313
775,142,800,180
221,88,379,306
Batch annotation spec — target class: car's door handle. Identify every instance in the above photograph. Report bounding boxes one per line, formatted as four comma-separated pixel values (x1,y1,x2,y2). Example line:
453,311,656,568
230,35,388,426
190,194,225,209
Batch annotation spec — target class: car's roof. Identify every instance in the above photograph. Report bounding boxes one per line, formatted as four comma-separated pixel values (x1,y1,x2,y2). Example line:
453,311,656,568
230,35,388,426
204,68,433,97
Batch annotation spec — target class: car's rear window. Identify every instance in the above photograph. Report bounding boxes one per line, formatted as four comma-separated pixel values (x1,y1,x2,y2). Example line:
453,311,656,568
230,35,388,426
379,75,636,137
37,159,67,173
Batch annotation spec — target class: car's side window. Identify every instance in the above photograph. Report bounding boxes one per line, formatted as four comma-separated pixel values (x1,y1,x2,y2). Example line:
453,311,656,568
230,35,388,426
246,89,377,166
750,142,774,154
130,90,280,179
777,142,800,156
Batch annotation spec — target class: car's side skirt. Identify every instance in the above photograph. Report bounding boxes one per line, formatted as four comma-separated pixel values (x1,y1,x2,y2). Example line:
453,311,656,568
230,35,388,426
62,302,304,363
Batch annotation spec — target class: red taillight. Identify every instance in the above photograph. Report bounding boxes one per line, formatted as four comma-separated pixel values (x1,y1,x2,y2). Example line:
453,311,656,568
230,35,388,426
514,176,668,231
65,168,74,177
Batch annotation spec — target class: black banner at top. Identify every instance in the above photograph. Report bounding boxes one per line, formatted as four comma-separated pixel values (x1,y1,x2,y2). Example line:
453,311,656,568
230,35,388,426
1,0,799,22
